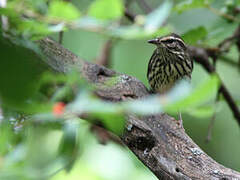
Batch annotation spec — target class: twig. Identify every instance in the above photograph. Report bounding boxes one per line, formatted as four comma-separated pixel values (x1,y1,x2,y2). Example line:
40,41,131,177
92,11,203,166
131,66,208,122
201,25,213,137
193,26,240,126
206,5,240,23
96,39,113,67
59,31,64,44
218,25,240,53
125,0,134,8
206,112,216,143
124,9,136,22
219,84,240,124
206,26,240,59
235,27,240,69
57,0,72,44
0,107,3,121
188,46,240,126
136,0,152,13
219,56,238,67
90,125,123,145
92,39,115,144
233,7,240,15
206,88,221,143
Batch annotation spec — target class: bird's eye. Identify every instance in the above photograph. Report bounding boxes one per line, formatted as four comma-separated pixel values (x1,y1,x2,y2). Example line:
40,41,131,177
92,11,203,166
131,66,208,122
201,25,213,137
165,39,174,43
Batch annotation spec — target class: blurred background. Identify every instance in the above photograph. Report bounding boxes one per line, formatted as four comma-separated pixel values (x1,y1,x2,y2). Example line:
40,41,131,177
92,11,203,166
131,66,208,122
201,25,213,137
0,0,240,179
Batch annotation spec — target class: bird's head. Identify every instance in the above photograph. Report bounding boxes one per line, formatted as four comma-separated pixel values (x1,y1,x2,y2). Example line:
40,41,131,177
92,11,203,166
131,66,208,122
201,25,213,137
148,33,187,53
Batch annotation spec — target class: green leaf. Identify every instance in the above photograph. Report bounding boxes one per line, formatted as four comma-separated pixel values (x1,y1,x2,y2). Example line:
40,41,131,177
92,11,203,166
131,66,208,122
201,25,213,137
122,80,191,115
0,35,47,109
0,7,19,17
68,91,125,134
125,96,163,115
48,0,81,21
206,18,237,46
96,113,125,135
69,91,122,115
186,105,215,117
144,1,173,33
175,0,211,13
0,8,51,38
58,120,79,172
0,123,14,154
88,0,124,20
182,26,207,45
74,17,170,39
165,75,220,112
17,20,51,39
110,25,170,39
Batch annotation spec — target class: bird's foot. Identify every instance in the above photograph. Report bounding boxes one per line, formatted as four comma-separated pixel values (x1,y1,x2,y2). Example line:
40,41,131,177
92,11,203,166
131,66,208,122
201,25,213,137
178,112,184,129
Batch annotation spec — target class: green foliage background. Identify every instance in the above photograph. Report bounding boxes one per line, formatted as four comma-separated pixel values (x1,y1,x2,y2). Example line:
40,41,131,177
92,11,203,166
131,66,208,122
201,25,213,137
0,0,240,179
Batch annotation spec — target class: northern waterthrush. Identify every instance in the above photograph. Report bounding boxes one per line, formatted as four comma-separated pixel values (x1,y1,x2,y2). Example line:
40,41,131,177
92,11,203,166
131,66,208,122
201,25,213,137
147,33,193,94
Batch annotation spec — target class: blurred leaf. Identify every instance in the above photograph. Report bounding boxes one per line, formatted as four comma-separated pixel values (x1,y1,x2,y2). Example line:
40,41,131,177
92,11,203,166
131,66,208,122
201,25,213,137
182,26,207,45
110,25,170,39
0,8,51,39
186,105,214,117
0,7,65,37
175,0,211,13
125,96,163,115
95,113,125,135
52,164,105,180
48,0,81,20
3,144,26,166
17,20,51,39
75,16,108,29
166,79,192,102
63,16,168,39
0,35,48,110
51,86,73,103
48,23,65,33
69,91,122,115
206,18,237,46
124,79,191,115
88,0,124,20
0,7,19,17
27,0,49,14
68,91,125,134
59,120,79,172
0,122,14,154
166,75,220,112
144,0,173,33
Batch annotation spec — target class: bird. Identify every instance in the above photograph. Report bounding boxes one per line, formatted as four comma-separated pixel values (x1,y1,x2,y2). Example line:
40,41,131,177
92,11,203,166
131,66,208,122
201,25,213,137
147,33,193,94
147,33,193,125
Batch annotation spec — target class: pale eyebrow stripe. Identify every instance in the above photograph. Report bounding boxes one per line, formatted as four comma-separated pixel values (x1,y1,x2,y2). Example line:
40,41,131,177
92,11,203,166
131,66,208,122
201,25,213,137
160,37,185,45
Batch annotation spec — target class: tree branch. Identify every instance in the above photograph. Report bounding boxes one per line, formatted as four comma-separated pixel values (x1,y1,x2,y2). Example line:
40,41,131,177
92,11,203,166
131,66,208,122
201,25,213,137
37,38,240,179
124,9,136,22
136,0,152,14
96,39,113,67
188,46,240,126
219,56,238,67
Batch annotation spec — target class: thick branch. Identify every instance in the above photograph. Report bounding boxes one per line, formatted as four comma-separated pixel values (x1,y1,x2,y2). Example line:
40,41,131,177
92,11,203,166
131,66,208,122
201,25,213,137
37,38,240,179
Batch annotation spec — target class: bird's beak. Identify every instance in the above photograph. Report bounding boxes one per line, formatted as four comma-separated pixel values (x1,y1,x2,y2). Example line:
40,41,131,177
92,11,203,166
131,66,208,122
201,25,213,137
148,38,158,45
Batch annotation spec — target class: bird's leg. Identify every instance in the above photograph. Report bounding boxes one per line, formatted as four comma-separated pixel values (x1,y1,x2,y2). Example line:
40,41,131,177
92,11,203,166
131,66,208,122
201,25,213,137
178,111,184,128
